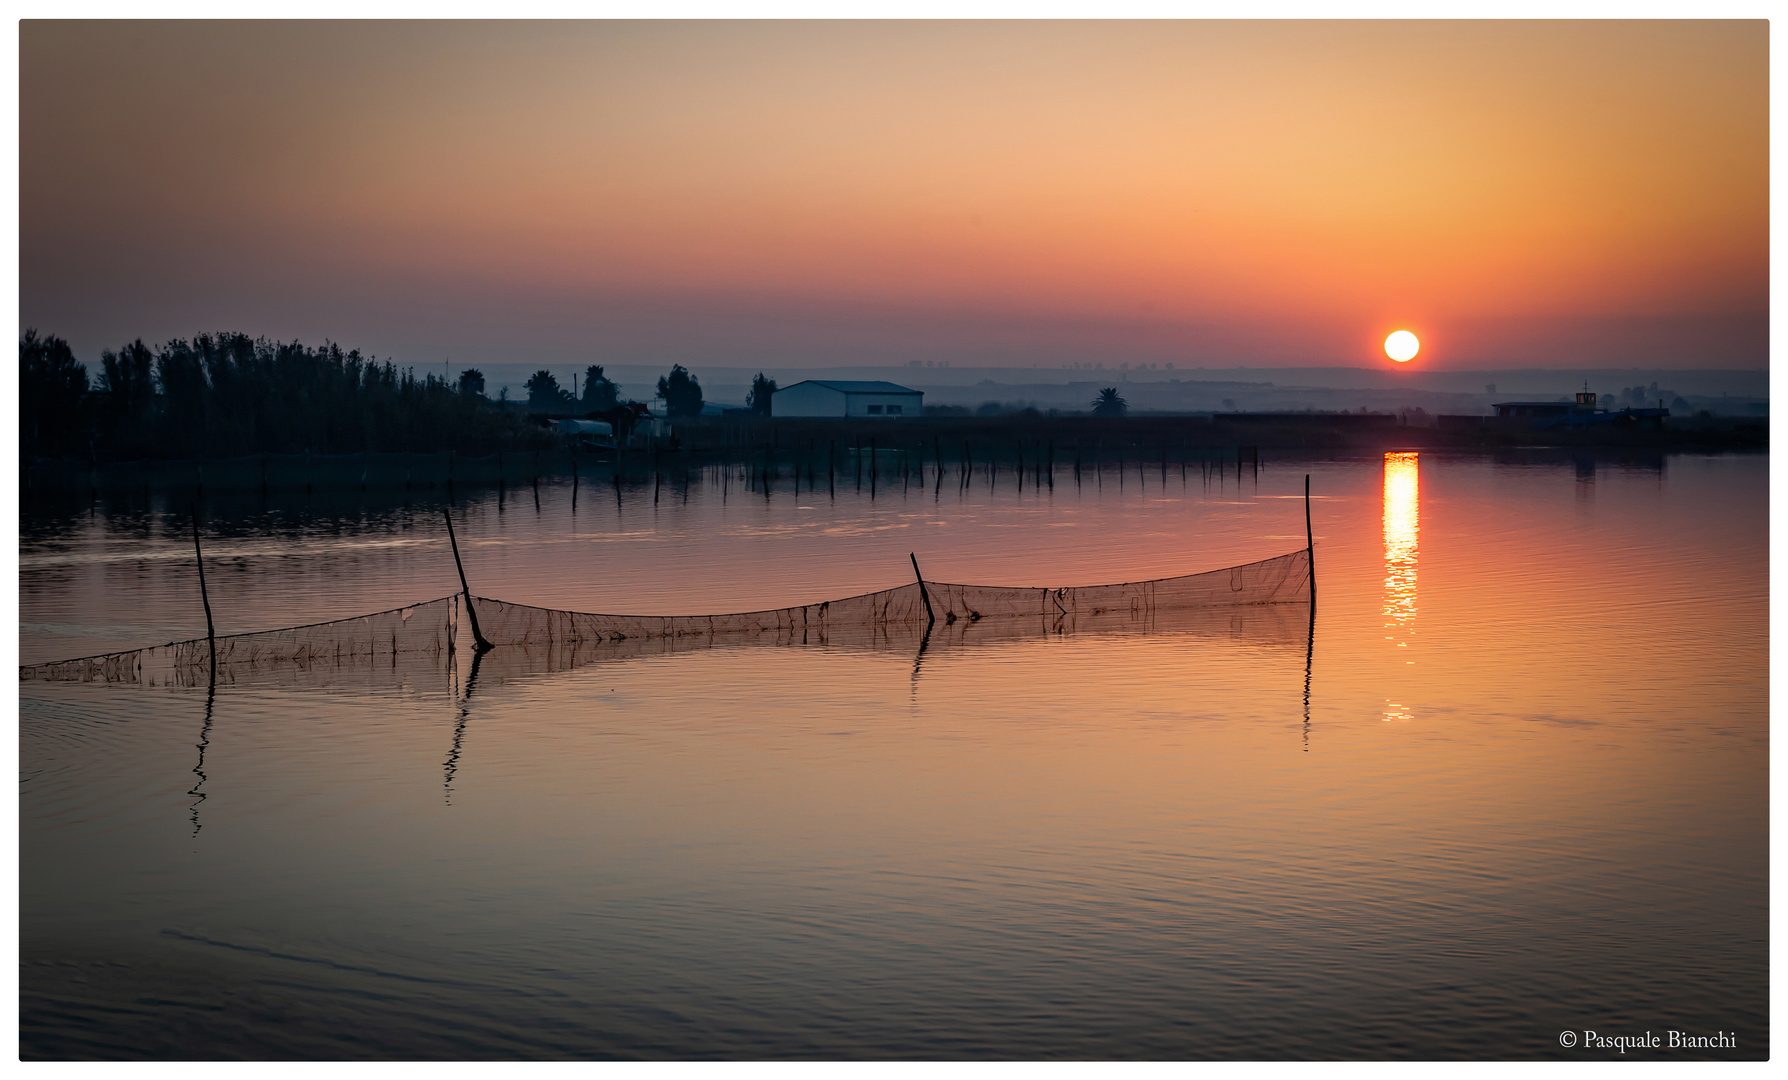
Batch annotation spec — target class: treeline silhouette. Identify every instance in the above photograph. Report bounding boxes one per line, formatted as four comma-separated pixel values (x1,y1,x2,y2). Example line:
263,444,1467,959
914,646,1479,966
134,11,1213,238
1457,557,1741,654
21,330,556,460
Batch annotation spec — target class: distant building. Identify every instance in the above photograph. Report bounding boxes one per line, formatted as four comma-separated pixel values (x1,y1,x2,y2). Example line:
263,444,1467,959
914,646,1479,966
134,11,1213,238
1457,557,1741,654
1492,390,1667,429
772,380,923,418
1491,390,1595,422
552,418,614,448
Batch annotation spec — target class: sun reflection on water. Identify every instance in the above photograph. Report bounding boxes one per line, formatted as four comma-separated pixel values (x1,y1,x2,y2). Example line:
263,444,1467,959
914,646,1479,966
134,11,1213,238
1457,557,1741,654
1382,452,1419,719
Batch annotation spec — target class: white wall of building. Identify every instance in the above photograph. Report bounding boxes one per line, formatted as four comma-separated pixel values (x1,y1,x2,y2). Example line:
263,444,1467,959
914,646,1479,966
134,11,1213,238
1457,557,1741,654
842,393,920,417
773,383,849,417
772,383,924,418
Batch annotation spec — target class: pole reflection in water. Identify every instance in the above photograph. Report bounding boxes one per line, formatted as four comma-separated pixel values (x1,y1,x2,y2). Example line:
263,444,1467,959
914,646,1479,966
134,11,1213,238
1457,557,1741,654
187,680,216,837
1382,451,1418,722
443,647,485,805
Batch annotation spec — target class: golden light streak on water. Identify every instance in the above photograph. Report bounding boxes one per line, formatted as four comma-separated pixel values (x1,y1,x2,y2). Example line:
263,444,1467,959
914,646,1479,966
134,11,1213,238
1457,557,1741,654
1382,451,1419,720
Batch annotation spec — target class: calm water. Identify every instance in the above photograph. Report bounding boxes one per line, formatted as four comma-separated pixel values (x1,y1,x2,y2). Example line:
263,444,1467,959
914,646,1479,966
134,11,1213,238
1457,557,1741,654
20,451,1768,1059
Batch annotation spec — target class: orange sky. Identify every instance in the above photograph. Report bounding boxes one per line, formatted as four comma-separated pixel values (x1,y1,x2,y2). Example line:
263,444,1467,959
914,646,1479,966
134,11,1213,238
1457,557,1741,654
20,20,1768,370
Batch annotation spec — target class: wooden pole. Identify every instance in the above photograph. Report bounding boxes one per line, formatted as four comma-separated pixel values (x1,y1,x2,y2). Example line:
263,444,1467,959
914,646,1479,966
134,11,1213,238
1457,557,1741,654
910,552,936,629
443,508,493,650
190,503,216,669
1305,474,1316,613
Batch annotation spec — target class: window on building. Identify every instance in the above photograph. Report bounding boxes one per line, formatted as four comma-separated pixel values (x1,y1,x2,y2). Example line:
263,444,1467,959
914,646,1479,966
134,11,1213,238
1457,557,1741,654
887,404,902,415
867,405,883,414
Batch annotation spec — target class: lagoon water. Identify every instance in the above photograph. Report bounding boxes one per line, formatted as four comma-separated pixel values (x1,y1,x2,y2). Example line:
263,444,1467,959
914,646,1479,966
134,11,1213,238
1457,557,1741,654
19,451,1768,1059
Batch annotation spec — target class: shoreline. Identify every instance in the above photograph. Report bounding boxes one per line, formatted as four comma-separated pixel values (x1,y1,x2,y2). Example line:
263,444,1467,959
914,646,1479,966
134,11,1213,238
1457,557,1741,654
20,414,1764,498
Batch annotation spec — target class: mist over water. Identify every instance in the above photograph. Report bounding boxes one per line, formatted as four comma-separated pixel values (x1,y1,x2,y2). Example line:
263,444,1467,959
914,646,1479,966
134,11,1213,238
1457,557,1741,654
20,451,1767,1059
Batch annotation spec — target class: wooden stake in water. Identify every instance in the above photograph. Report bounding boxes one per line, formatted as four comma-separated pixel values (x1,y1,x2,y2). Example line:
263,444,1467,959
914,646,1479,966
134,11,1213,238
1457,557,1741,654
1305,473,1316,614
443,508,493,651
190,502,216,670
910,552,936,629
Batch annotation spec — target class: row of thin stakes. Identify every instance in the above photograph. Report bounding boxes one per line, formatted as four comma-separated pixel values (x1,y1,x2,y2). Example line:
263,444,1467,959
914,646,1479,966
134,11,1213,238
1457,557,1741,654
715,438,1265,501
35,440,1267,505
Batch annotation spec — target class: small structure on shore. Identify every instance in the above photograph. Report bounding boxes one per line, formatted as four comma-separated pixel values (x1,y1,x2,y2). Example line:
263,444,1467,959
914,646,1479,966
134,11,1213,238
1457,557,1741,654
552,418,614,448
1492,389,1669,430
772,380,923,418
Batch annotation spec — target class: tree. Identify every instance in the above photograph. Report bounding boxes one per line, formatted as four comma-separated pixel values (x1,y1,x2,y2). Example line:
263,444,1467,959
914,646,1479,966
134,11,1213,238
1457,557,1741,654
22,329,555,459
656,364,704,418
99,339,154,415
746,372,777,416
459,368,486,396
525,369,571,413
581,364,619,412
1092,387,1128,417
21,329,89,456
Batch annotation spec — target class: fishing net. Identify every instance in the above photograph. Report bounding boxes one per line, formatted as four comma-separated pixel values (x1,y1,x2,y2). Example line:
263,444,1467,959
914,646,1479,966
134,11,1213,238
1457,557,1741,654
461,590,1313,690
21,548,1310,687
471,547,1309,647
21,596,461,687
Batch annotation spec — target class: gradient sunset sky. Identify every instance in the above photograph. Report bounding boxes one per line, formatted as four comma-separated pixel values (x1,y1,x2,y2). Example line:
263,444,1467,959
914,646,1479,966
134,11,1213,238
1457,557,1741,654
21,20,1767,371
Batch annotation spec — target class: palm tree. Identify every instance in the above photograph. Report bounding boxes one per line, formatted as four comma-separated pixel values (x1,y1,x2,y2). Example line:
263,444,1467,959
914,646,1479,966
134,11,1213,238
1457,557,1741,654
1092,387,1128,417
581,365,619,411
525,370,570,413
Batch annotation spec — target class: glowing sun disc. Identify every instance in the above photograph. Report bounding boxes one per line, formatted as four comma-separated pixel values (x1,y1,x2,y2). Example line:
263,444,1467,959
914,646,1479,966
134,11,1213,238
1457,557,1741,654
1385,330,1420,362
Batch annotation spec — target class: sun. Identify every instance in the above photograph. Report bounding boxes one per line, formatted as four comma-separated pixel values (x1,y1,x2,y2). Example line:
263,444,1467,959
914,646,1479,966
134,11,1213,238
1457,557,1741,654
1384,330,1420,363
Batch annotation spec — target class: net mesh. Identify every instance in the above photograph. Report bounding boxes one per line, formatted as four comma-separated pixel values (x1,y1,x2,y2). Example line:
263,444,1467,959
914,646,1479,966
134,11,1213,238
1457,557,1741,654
22,597,461,687
22,548,1309,687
